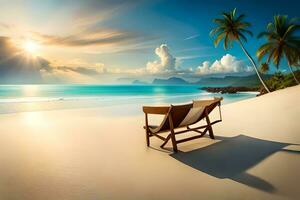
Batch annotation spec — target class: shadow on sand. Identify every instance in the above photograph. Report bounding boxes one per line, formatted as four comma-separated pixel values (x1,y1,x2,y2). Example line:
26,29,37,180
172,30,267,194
171,134,299,193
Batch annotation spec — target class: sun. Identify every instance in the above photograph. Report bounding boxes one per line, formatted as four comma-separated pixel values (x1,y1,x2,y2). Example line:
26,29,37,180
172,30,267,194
23,40,40,55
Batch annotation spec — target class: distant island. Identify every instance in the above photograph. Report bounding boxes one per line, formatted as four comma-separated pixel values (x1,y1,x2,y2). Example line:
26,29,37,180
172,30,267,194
132,74,272,87
201,86,259,94
132,80,149,85
152,77,189,85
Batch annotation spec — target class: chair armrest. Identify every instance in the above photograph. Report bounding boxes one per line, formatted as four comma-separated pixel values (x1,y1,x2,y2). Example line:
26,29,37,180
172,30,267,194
143,106,170,115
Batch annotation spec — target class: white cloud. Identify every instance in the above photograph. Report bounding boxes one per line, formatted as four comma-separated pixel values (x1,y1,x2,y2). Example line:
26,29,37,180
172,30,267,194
196,54,252,75
146,44,176,74
42,50,253,83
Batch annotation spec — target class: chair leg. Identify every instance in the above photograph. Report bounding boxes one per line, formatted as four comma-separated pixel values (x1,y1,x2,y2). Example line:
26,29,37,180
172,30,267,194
170,129,178,152
168,115,178,152
205,113,215,139
144,113,150,146
145,130,150,146
208,125,215,139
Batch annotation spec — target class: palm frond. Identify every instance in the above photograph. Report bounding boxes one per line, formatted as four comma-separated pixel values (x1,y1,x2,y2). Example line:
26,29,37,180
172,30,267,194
210,27,225,37
222,12,232,22
236,14,246,22
283,24,300,39
238,22,251,28
239,28,253,37
267,48,276,63
260,62,270,73
213,32,227,47
257,43,275,61
267,22,274,31
257,31,268,38
224,34,230,49
238,32,248,42
272,47,283,68
232,8,237,18
284,46,299,65
213,18,226,24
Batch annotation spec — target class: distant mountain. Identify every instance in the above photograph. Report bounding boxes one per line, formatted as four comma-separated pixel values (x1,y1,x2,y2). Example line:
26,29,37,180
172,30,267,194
116,77,137,84
152,77,189,85
195,74,272,87
132,80,148,85
135,74,273,87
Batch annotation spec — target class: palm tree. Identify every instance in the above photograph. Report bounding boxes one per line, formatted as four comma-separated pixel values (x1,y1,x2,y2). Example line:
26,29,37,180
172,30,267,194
210,8,270,92
257,15,300,84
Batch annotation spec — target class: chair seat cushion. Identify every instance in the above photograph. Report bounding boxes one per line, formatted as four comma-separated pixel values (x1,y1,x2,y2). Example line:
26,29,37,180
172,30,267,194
179,106,205,127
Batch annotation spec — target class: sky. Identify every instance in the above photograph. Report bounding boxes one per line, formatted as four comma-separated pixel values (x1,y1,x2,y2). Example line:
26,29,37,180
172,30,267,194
0,0,299,84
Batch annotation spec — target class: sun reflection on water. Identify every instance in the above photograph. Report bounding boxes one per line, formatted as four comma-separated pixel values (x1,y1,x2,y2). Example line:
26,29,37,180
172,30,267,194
22,85,39,97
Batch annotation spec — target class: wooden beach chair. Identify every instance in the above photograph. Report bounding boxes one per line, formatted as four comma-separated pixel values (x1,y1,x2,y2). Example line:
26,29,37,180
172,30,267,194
143,97,223,152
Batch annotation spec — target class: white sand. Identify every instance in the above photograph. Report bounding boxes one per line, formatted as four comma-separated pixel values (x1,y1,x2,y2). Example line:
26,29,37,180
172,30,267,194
0,85,299,200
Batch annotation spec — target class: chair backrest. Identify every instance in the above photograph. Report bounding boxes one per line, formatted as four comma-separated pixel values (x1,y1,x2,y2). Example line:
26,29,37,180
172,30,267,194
193,99,217,107
192,97,222,122
193,97,222,108
151,103,192,132
170,103,193,128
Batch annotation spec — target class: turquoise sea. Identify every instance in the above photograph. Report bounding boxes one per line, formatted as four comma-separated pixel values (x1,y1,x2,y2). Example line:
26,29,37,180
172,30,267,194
0,85,258,114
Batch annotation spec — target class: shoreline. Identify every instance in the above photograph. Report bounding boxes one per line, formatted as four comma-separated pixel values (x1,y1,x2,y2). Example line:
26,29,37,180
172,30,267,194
0,93,257,115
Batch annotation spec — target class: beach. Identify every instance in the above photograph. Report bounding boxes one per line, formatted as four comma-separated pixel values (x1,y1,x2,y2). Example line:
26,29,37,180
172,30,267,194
0,85,299,200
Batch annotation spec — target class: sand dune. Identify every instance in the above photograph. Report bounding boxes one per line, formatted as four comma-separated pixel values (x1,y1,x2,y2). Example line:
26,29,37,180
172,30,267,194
0,85,299,200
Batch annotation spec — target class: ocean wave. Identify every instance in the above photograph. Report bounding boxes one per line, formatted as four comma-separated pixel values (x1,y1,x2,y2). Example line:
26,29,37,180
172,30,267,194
0,93,215,104
0,90,259,104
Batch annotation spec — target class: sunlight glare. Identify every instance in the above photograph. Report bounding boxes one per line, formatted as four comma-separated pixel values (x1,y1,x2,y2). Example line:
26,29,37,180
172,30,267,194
22,85,38,97
22,111,53,133
23,40,40,55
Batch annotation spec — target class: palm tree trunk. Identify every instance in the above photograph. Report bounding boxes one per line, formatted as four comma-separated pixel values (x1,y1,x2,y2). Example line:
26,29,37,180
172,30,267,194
237,39,271,93
287,63,300,85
